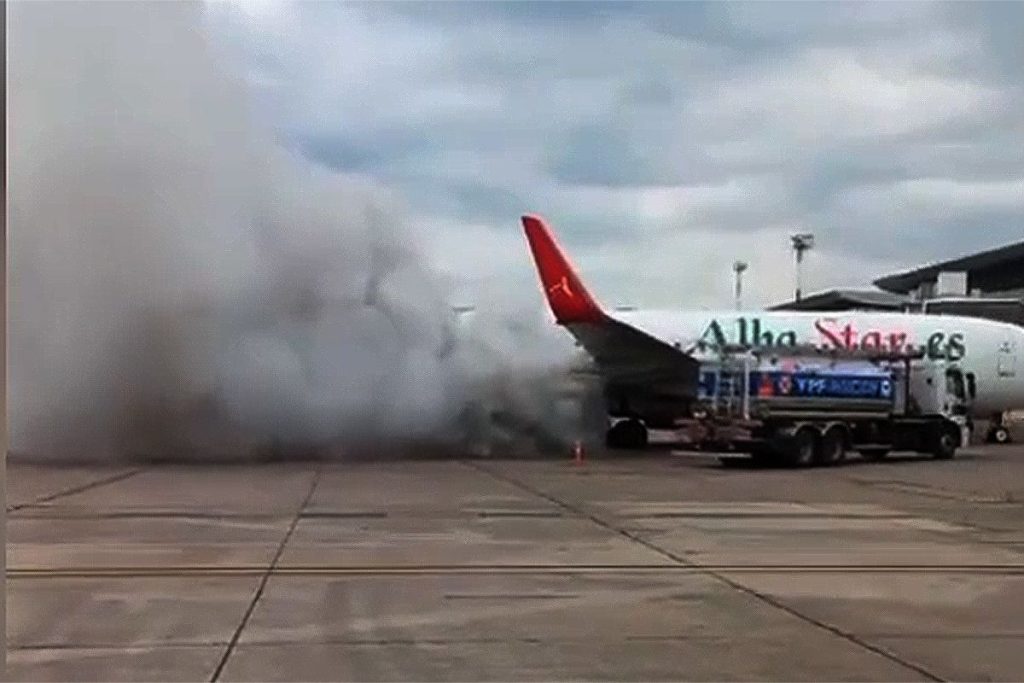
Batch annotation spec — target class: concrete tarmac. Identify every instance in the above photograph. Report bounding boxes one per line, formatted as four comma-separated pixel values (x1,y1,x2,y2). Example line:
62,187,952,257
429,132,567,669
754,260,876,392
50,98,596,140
7,444,1024,681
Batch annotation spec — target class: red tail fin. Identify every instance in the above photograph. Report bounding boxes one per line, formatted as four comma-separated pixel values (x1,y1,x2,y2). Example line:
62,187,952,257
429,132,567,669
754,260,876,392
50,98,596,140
521,214,605,324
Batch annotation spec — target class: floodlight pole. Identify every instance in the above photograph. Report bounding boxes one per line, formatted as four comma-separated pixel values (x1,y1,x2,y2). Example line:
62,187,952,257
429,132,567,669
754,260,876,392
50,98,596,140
790,233,815,302
733,261,748,311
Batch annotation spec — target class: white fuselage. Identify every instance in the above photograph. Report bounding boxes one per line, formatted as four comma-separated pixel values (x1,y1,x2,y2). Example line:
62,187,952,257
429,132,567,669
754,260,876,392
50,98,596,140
613,309,1024,417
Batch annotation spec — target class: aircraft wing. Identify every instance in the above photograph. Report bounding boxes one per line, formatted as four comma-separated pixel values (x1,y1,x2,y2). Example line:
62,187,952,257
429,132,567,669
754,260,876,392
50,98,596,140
521,214,699,394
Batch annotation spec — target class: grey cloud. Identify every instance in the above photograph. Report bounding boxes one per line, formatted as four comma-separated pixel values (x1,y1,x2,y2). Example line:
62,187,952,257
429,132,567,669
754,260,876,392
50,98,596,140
295,130,436,174
365,1,672,29
941,2,1024,81
406,180,532,228
213,1,1024,308
546,124,683,187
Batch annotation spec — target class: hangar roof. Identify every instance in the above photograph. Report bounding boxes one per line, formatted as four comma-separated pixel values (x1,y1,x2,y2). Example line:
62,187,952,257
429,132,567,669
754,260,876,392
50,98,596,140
874,240,1024,294
769,288,911,311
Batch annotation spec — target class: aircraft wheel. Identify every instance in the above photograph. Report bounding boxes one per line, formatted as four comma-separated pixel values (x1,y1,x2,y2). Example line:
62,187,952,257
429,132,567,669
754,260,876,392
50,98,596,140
623,419,648,449
606,419,648,450
605,424,625,449
989,426,1011,444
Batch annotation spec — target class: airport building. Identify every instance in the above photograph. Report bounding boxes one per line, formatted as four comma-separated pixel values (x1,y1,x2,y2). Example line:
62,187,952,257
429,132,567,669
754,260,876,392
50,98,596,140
874,240,1024,301
772,238,1024,325
768,288,910,312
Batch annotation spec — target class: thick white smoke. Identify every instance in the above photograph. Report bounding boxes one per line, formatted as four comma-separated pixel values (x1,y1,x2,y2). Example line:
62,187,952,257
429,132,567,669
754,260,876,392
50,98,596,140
8,0,593,462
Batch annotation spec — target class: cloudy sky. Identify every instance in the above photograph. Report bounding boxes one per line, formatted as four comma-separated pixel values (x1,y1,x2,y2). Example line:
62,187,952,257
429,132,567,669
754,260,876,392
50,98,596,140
206,1,1024,311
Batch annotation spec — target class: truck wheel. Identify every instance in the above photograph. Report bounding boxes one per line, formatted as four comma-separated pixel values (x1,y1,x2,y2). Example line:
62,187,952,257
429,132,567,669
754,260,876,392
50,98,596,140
931,424,959,460
750,446,777,467
859,448,889,462
784,427,818,468
817,427,847,466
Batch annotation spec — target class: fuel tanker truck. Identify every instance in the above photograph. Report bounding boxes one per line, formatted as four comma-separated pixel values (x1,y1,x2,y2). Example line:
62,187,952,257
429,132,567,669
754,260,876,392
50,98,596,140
674,344,973,466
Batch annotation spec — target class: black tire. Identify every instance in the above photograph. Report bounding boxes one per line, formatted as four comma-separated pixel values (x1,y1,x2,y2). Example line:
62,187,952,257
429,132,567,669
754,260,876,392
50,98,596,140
931,424,959,460
783,427,818,468
627,420,649,449
605,423,626,449
749,446,778,467
817,427,847,466
991,426,1011,444
606,419,648,450
859,448,890,462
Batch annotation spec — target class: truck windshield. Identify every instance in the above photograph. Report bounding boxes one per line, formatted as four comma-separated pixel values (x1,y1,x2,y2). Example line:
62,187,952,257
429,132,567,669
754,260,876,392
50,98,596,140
946,370,966,400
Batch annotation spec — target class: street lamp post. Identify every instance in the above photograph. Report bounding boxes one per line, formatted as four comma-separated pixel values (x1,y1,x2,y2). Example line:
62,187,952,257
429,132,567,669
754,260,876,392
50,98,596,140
790,233,815,302
733,261,748,311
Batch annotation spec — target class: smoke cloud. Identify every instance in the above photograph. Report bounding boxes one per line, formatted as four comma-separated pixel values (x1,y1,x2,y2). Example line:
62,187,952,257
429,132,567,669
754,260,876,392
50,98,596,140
8,0,596,463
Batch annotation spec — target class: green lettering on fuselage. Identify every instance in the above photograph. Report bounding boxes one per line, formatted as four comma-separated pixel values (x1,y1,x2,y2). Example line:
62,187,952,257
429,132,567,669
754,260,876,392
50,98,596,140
699,317,798,349
699,318,728,348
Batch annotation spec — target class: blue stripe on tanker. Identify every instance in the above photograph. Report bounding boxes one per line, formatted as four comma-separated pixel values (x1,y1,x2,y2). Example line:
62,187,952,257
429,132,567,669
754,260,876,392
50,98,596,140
699,371,895,400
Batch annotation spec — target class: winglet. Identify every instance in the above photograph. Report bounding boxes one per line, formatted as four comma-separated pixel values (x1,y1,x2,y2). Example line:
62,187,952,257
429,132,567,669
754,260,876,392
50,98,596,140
521,214,605,324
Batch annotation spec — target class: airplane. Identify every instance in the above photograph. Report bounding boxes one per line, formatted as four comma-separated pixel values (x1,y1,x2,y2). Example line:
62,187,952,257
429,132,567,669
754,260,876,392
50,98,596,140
520,213,1024,449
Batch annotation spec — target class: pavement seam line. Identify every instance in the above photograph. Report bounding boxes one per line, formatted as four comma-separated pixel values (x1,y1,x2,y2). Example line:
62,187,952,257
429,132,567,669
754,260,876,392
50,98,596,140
208,469,322,683
462,460,946,683
11,564,1024,579
6,468,145,512
838,475,1024,541
12,641,232,650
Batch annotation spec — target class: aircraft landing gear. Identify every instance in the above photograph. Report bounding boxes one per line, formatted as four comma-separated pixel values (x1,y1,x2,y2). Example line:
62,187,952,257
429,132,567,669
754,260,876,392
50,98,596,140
988,425,1011,444
986,413,1012,444
606,419,649,450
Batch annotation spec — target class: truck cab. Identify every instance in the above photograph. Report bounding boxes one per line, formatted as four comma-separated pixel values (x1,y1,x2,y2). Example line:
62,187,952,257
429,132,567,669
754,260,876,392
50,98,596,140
908,361,973,447
909,362,970,414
